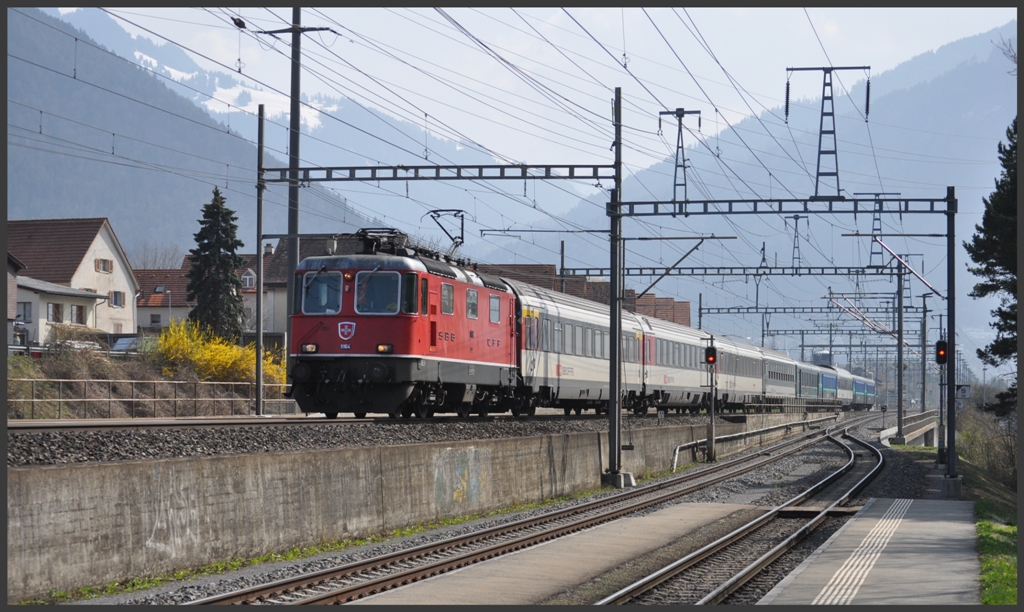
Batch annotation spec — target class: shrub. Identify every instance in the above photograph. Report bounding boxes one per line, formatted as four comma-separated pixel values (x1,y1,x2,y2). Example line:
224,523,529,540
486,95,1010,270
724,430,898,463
958,407,1017,491
157,320,285,385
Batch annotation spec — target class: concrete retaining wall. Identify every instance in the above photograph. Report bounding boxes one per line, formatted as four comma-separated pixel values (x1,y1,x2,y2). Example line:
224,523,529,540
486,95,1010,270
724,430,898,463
7,412,841,602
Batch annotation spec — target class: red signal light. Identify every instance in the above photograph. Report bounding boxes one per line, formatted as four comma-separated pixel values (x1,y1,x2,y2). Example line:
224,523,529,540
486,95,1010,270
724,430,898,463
704,346,717,364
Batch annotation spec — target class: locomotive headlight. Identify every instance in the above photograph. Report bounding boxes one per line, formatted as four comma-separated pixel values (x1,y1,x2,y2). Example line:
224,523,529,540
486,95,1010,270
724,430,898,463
301,343,319,354
376,344,393,354
343,272,354,281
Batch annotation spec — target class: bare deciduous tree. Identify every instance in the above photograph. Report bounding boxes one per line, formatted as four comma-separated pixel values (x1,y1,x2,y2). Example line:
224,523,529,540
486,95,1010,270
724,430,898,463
995,34,1016,76
126,239,186,269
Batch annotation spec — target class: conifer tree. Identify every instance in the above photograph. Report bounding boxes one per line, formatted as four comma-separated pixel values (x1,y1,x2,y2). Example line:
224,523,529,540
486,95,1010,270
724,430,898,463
964,116,1016,414
186,187,246,340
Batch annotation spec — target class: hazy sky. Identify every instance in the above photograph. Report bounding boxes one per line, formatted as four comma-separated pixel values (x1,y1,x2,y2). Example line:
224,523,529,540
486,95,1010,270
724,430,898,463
55,7,1017,379
81,7,1017,170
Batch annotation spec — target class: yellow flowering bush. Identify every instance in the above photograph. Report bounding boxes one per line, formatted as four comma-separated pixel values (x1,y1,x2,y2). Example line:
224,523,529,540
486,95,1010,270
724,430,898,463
158,320,285,385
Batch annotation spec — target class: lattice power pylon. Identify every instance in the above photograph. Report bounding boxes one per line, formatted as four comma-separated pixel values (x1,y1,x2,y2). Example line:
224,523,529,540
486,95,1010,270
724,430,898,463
854,192,901,267
787,66,870,200
786,214,805,266
659,108,701,203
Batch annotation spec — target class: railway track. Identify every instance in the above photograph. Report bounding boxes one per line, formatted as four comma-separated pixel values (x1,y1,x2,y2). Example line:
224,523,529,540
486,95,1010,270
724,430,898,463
185,415,874,605
594,421,882,605
5,411,619,433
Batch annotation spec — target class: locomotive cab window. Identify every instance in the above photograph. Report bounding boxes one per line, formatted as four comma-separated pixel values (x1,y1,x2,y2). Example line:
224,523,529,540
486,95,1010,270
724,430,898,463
420,277,428,315
466,289,478,319
402,273,418,314
489,294,500,323
356,270,400,314
441,283,454,315
302,270,342,314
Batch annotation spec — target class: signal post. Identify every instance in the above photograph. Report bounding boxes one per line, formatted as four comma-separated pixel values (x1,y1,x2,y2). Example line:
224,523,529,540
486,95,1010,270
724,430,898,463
705,337,718,461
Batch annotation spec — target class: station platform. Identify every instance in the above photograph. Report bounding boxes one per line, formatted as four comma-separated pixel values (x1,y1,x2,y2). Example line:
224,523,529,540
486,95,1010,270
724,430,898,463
759,497,979,605
348,502,763,605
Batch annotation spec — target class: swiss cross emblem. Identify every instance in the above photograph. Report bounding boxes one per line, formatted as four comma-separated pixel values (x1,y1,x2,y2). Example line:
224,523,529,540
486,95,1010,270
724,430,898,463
338,322,356,340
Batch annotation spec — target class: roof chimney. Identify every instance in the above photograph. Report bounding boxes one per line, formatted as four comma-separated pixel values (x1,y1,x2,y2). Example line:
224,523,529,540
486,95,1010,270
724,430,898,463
264,242,274,256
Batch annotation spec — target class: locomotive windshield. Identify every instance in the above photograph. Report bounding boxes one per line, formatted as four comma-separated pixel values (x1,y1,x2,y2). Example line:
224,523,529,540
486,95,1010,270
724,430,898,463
302,271,342,314
356,270,400,314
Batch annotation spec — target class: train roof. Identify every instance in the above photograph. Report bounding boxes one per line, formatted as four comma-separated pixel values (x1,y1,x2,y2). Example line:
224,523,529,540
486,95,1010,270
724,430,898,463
501,277,612,313
298,252,510,292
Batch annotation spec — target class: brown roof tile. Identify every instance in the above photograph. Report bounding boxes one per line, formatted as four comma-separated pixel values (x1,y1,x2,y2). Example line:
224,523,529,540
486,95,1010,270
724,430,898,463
134,269,193,308
7,218,107,284
264,237,368,284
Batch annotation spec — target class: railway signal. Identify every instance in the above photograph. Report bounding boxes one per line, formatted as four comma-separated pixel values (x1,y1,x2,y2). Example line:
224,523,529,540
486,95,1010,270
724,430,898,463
704,346,717,364
935,340,948,364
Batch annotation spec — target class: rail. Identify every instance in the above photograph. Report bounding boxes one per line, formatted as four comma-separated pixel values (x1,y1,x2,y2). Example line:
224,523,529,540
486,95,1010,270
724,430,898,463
597,419,883,605
671,414,841,472
7,379,293,419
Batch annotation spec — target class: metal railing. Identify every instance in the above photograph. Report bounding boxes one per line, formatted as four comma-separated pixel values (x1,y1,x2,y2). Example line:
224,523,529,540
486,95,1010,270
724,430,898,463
7,379,294,419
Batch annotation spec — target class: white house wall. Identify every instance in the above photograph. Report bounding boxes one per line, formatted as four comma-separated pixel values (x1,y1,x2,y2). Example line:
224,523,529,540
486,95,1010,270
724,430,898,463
70,227,137,334
15,286,98,345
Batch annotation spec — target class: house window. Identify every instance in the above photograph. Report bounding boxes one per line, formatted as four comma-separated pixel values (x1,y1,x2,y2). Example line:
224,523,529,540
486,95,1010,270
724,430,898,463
109,291,125,308
154,285,165,293
95,258,113,273
241,270,255,290
70,304,85,325
151,314,161,326
16,302,32,323
47,303,63,323
466,289,478,319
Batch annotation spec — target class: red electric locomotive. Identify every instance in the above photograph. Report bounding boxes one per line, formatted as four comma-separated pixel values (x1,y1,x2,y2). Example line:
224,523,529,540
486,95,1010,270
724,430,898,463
287,232,519,418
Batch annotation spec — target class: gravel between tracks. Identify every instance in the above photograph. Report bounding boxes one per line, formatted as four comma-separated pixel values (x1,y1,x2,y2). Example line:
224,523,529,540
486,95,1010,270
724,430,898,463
8,412,714,467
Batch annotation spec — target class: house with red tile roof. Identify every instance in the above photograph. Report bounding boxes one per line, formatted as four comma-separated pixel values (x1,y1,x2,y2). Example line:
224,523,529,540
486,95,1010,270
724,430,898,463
7,218,140,343
134,268,194,330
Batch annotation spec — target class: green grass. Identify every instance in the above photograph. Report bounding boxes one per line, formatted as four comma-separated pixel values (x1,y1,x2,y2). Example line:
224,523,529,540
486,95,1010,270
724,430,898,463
963,459,1017,606
976,519,1017,605
888,445,1017,606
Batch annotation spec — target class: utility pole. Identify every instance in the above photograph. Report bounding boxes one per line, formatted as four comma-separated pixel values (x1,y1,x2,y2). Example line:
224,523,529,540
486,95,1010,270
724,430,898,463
945,186,958,480
604,87,632,488
897,267,904,438
982,366,987,406
933,314,946,463
920,293,931,412
255,104,265,416
240,10,329,376
560,240,566,293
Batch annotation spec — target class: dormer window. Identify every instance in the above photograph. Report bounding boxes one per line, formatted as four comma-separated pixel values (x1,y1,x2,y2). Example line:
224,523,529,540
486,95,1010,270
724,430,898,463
241,270,256,290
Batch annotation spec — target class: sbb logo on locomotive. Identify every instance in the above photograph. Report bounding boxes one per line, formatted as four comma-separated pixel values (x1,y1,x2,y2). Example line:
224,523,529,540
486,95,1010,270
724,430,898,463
338,322,356,340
